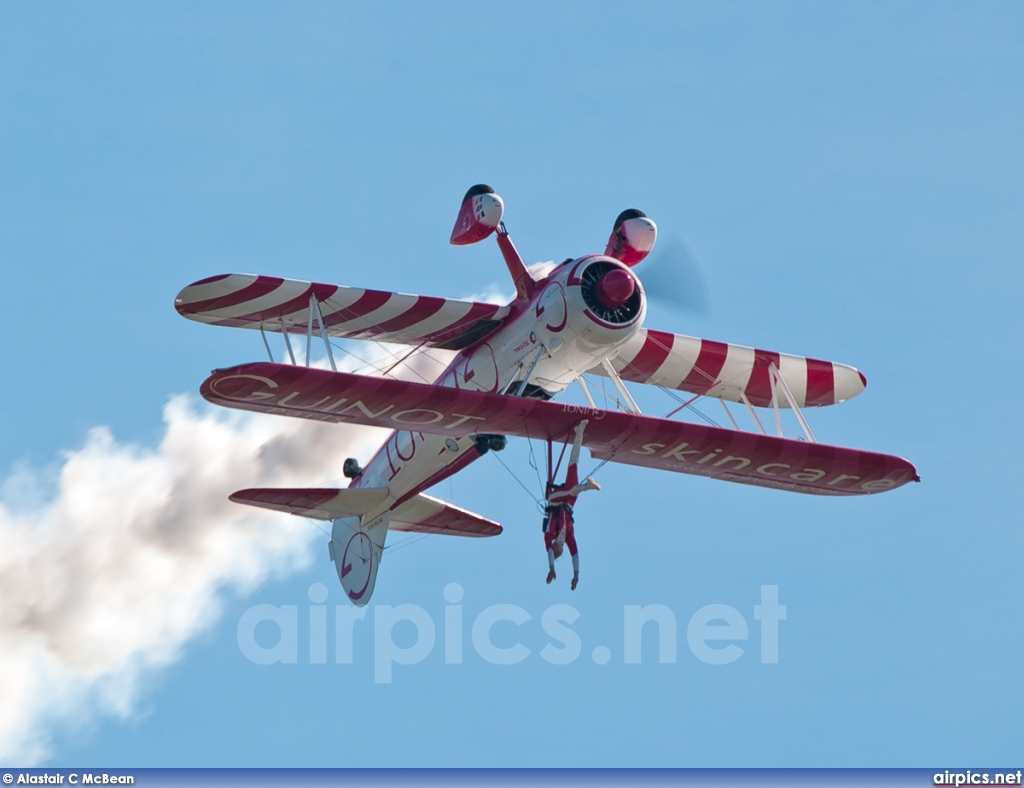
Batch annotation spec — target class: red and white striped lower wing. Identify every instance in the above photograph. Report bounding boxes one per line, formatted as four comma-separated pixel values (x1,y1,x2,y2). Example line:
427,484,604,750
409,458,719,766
593,329,867,408
175,274,510,350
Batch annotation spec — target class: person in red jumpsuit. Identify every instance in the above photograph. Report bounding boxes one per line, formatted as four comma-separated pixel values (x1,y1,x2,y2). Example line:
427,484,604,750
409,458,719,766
544,420,600,590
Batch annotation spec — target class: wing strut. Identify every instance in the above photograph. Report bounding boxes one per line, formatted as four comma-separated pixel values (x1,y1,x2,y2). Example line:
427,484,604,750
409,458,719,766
739,392,767,435
720,400,740,431
769,372,783,436
311,294,337,371
576,375,597,408
770,363,816,442
259,325,274,362
600,359,641,414
513,344,548,397
305,302,314,365
281,318,297,364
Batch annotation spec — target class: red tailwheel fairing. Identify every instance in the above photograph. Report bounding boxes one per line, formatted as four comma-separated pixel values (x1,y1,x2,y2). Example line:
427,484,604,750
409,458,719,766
450,184,505,246
604,209,658,266
202,363,919,496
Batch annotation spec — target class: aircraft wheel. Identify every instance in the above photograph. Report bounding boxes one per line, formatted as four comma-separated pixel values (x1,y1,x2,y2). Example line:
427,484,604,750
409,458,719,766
473,434,507,454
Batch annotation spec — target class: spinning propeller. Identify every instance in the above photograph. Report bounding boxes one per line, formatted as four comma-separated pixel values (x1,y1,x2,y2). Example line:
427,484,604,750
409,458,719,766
604,207,712,318
634,231,712,317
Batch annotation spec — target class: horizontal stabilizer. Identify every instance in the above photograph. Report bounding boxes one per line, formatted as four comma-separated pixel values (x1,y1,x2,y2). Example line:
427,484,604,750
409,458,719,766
594,328,866,408
229,487,501,536
203,363,919,497
229,487,389,520
392,494,502,537
175,274,510,351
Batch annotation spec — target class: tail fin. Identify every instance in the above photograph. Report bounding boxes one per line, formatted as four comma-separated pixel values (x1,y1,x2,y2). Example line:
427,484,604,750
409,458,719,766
330,512,389,607
230,487,500,606
232,486,392,606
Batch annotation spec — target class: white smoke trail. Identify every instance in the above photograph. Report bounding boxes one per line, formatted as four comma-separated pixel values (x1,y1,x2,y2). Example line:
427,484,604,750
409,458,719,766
465,283,516,305
0,285,506,763
0,395,384,764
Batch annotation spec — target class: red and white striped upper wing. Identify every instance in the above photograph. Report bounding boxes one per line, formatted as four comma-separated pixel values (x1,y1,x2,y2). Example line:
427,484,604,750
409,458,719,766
594,329,867,408
174,274,511,350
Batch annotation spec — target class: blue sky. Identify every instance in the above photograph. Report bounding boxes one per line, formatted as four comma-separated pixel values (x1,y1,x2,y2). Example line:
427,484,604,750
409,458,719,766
1,1,1022,768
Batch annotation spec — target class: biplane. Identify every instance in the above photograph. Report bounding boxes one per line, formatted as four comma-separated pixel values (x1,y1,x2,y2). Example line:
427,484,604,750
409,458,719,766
175,185,919,605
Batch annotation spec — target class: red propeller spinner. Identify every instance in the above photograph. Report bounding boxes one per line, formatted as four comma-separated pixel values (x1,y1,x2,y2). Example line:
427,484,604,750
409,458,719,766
594,266,636,309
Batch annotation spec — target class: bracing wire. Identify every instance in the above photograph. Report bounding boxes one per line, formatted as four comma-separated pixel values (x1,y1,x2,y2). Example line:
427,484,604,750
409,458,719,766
306,515,435,558
526,438,544,495
328,337,440,386
520,414,545,496
492,451,546,512
582,371,721,428
303,518,332,538
385,532,433,555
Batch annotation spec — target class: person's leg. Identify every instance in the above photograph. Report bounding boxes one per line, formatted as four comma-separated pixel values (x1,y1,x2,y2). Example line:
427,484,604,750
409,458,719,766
544,527,556,583
565,420,589,487
564,477,600,499
567,526,580,590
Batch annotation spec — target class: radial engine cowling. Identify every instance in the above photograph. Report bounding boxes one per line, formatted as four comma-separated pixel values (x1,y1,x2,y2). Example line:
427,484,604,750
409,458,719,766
523,256,647,394
450,184,504,246
578,258,643,326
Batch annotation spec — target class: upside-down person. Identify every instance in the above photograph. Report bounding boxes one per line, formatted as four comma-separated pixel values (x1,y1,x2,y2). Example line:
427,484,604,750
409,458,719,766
544,420,600,590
